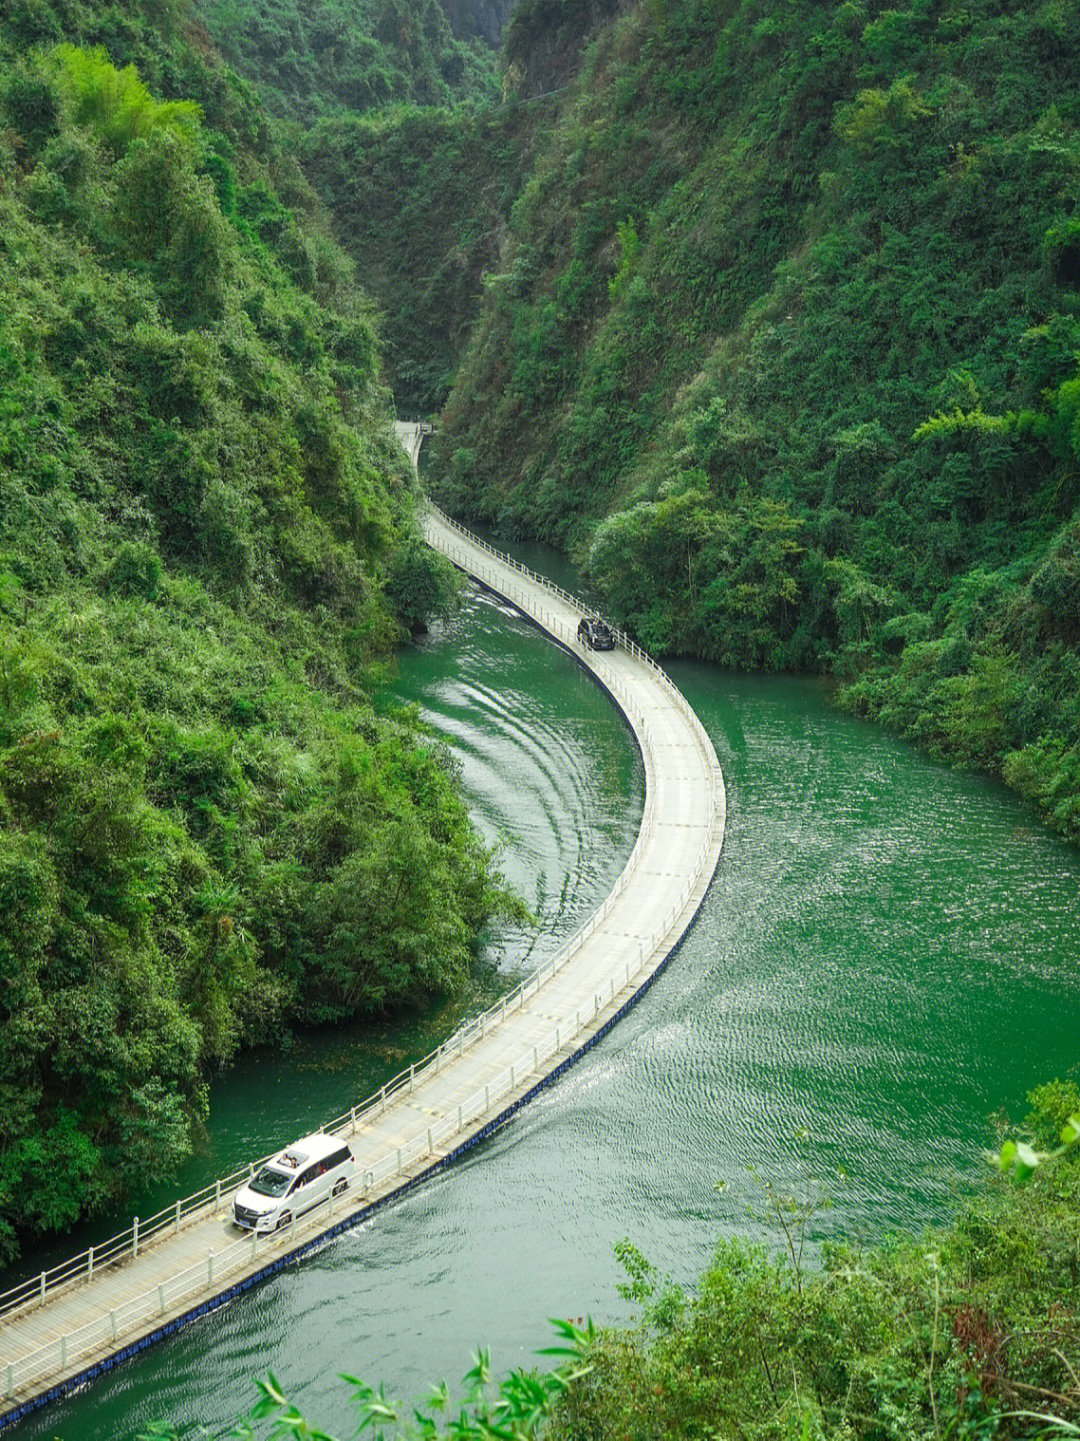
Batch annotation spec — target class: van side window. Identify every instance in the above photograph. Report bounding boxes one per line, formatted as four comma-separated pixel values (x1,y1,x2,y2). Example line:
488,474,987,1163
297,1165,318,1187
329,1147,349,1168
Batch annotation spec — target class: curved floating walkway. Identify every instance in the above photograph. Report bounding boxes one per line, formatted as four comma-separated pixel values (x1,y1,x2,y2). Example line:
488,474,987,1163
0,445,725,1429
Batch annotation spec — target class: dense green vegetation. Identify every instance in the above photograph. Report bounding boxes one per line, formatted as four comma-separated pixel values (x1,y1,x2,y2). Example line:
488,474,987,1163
3,0,1077,1431
0,1,516,1260
303,101,537,412
191,0,498,124
293,0,618,412
143,1083,1080,1439
554,1098,1080,1439
427,0,1080,845
501,0,620,96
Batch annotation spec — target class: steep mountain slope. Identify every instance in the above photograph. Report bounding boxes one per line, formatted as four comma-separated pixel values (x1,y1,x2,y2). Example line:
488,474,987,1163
0,0,514,1259
304,100,537,411
433,0,1080,843
297,0,617,412
439,0,515,46
190,0,499,123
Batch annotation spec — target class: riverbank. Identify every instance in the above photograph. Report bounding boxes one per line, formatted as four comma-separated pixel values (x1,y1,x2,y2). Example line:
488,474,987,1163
6,543,1079,1438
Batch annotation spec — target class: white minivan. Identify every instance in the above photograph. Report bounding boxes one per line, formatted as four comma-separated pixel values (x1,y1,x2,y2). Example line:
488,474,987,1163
232,1132,355,1234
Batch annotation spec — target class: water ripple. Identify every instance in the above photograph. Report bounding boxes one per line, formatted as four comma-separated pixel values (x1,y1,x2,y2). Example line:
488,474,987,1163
12,584,1080,1441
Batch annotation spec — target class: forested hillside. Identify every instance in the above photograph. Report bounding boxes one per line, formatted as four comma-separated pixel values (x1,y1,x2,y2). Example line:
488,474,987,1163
298,1,618,412
3,1,1078,1434
428,0,1080,844
191,0,499,124
0,0,515,1260
304,103,536,411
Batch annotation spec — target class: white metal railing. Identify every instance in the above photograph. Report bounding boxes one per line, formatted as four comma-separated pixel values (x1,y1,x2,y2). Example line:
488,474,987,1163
1,851,717,1404
424,504,722,788
1,507,724,1407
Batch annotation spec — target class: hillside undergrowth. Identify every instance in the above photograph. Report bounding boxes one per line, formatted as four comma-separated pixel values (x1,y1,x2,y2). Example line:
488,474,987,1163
0,2,516,1260
553,1096,1080,1440
191,0,499,124
426,0,1080,845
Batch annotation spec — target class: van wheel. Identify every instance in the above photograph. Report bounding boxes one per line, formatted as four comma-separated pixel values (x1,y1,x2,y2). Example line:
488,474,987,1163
276,1210,292,1232
332,1179,348,1197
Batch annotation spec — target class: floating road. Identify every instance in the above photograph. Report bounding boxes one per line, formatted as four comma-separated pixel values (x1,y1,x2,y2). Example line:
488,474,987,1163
0,425,725,1428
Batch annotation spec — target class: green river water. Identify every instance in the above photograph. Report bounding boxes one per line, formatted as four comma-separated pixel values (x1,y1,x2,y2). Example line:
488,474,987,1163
7,541,1080,1440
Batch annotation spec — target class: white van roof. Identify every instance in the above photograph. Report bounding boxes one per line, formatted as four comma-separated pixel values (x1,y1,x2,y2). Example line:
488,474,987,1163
270,1132,345,1170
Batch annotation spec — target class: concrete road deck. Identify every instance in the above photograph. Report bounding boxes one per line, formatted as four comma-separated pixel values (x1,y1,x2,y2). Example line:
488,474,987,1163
0,488,724,1428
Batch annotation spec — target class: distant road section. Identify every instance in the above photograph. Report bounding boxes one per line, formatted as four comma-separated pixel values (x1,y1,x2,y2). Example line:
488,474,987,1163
396,418,431,467
0,426,724,1432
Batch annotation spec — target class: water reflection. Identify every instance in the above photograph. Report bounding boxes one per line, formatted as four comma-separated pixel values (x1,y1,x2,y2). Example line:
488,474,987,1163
10,569,1080,1441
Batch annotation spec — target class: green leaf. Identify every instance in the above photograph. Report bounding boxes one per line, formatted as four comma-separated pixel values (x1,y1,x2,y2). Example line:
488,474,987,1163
427,1379,451,1411
463,1346,492,1390
1012,1141,1040,1182
264,1371,288,1405
996,1140,1017,1172
248,1398,280,1421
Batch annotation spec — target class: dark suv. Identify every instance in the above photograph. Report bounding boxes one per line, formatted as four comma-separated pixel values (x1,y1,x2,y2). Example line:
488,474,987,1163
577,616,615,651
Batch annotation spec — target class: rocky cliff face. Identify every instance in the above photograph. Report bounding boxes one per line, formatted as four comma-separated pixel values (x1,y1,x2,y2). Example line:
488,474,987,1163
438,0,515,46
503,0,622,96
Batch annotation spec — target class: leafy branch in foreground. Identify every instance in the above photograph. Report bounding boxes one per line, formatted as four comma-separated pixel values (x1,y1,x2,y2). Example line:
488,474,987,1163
993,1080,1080,1183
552,1083,1080,1441
136,1318,595,1441
138,1083,1080,1441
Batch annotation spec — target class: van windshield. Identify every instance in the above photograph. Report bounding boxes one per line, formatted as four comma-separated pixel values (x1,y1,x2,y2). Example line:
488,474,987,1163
249,1167,292,1198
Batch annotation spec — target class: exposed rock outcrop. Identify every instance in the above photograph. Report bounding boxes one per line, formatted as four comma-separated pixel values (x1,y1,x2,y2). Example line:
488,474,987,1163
438,0,515,46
